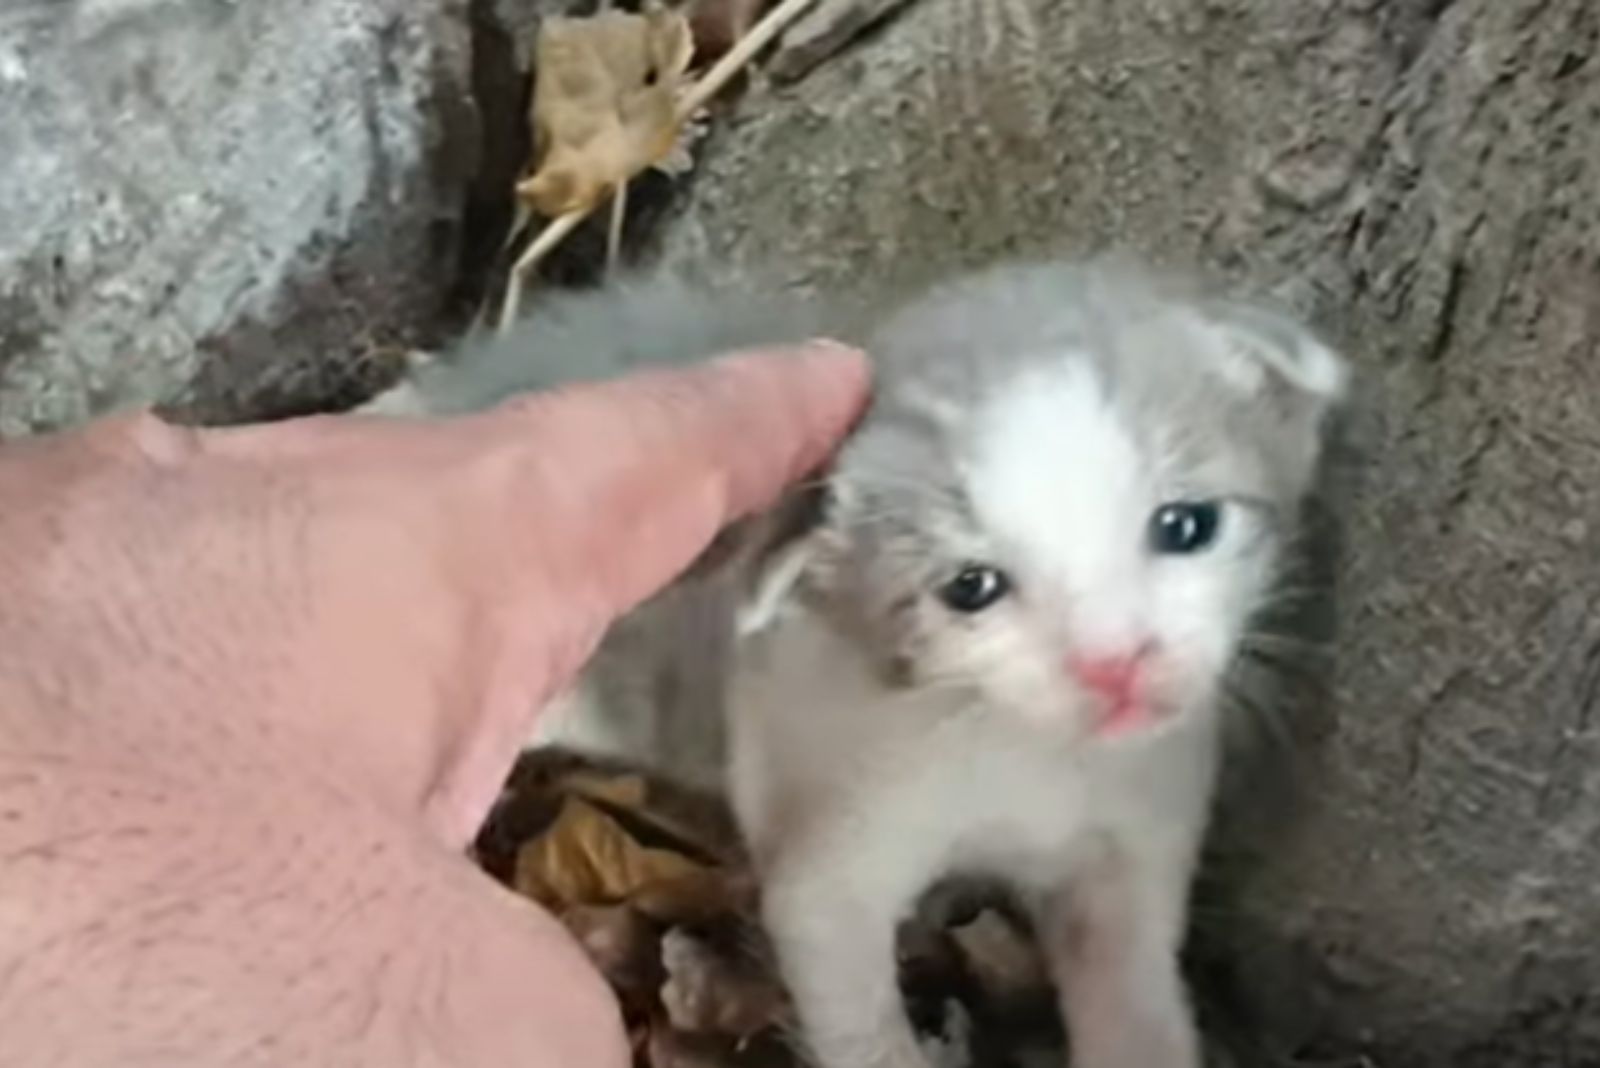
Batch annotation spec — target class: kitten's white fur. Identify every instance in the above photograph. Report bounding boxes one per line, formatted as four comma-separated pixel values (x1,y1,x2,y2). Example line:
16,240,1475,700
364,259,1347,1068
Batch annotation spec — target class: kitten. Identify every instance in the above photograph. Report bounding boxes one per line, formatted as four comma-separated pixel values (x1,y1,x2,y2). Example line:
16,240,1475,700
363,258,1348,1068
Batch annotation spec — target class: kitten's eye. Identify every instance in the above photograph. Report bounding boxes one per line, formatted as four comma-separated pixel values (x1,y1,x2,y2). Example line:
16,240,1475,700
938,565,1011,613
1148,501,1222,555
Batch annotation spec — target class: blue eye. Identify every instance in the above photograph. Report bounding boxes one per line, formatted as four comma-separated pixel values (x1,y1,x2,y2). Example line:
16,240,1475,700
938,565,1011,613
1149,501,1222,555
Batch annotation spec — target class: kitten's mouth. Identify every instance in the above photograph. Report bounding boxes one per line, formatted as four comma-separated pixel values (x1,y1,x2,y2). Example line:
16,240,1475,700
1094,697,1150,736
1086,694,1174,740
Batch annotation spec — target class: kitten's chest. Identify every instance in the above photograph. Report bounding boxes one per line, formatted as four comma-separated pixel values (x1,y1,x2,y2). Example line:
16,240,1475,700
937,723,1213,885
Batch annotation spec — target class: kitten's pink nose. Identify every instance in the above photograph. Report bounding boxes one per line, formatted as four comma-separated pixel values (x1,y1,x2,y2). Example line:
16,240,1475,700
1065,647,1149,707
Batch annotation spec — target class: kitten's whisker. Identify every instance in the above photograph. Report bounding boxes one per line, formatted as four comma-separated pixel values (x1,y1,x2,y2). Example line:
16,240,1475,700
1234,652,1327,694
1251,583,1333,609
1216,678,1294,750
1238,632,1332,659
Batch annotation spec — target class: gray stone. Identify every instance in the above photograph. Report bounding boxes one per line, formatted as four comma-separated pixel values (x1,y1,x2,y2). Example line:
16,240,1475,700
0,0,476,432
768,0,917,84
645,0,1600,1063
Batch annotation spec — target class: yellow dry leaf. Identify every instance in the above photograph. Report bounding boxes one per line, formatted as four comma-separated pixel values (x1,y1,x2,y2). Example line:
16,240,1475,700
558,767,734,863
514,795,726,920
518,5,696,218
558,767,651,810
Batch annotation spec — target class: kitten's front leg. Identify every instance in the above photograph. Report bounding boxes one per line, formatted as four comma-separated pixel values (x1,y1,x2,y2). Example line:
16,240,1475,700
1036,846,1201,1068
760,832,937,1068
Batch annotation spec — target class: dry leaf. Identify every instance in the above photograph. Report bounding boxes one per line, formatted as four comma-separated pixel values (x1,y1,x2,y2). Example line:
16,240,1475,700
634,869,756,921
561,903,664,998
558,767,651,809
485,749,1077,1066
948,908,1049,1006
660,929,791,1039
513,795,728,920
552,765,740,868
654,109,711,177
646,1026,741,1068
496,0,821,331
897,913,962,991
517,5,696,219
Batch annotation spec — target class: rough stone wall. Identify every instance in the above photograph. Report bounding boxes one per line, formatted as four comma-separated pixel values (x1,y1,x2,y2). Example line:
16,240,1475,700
0,0,476,431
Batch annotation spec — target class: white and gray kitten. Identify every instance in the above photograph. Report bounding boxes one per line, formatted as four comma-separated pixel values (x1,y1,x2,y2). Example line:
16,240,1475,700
364,259,1348,1068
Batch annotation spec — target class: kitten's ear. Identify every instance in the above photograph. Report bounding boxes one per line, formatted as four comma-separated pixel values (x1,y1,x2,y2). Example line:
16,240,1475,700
734,482,833,637
1197,299,1350,413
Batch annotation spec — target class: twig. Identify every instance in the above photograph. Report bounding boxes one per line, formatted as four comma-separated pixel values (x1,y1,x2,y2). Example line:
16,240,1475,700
496,0,821,334
499,210,586,331
606,179,629,274
674,0,818,122
502,199,533,253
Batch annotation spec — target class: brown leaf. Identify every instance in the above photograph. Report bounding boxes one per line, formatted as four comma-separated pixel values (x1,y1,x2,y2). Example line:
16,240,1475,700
518,6,696,218
554,765,741,870
648,1024,799,1068
660,929,791,1039
948,909,1049,1006
632,870,756,923
646,1025,741,1068
513,795,727,920
560,903,664,1000
896,913,964,993
559,767,651,810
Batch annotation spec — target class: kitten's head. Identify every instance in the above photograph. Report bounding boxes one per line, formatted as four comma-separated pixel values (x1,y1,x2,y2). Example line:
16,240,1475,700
750,261,1347,743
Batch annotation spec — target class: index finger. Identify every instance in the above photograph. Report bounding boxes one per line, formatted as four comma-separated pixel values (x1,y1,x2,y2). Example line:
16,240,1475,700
464,340,870,621
199,339,868,619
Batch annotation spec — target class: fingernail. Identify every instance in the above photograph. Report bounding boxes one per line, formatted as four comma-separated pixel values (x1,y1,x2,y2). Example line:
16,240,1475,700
794,338,870,379
711,339,869,380
801,337,864,357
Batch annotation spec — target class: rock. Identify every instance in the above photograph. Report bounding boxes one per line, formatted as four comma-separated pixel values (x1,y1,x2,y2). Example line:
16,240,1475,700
0,0,478,433
642,0,1600,1064
768,0,918,84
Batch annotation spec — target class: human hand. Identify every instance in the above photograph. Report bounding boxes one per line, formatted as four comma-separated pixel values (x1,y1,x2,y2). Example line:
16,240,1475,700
0,343,868,1068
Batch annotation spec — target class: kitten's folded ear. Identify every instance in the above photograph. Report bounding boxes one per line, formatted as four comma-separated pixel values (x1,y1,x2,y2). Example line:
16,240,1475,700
1196,298,1351,414
733,481,833,638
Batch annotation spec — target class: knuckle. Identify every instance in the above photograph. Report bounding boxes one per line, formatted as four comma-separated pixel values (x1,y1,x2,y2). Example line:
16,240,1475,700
97,410,206,469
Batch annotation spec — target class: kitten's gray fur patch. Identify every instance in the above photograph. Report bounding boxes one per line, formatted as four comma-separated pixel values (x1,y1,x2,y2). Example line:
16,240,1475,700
383,274,851,416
